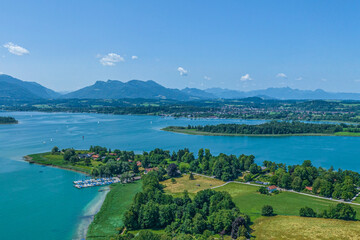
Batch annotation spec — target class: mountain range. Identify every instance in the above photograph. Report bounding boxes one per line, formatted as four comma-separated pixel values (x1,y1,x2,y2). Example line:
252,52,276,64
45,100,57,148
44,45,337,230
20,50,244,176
0,74,60,100
2,74,360,101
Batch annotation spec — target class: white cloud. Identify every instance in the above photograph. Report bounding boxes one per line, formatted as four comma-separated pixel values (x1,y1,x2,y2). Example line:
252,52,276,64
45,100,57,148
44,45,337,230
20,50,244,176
240,73,252,81
296,77,303,81
177,67,188,76
204,76,211,80
131,55,138,60
321,78,327,82
100,53,124,66
276,73,287,78
354,79,360,83
3,42,29,56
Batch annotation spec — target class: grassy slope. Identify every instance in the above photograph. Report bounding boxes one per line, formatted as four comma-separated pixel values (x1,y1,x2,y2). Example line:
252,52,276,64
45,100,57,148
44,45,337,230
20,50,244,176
216,183,360,220
252,215,360,240
87,181,142,240
163,127,360,137
162,175,224,197
27,152,101,174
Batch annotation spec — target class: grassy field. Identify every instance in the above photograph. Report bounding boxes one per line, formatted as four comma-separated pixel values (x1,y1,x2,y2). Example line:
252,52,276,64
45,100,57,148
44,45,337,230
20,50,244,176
252,215,360,240
334,131,360,136
87,181,142,240
163,127,360,137
26,152,101,174
215,183,360,220
162,175,225,196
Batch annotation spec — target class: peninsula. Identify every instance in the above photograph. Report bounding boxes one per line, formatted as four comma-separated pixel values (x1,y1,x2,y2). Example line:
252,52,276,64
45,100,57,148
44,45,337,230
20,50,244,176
26,146,360,240
163,121,360,137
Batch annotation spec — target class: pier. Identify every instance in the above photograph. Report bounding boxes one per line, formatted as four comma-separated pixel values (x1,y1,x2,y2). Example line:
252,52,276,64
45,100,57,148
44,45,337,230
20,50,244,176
73,177,120,188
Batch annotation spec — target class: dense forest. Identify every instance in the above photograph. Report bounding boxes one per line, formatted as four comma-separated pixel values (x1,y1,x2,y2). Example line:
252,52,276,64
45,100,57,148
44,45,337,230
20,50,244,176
264,159,360,200
121,171,251,240
170,121,360,135
3,98,360,123
0,116,18,124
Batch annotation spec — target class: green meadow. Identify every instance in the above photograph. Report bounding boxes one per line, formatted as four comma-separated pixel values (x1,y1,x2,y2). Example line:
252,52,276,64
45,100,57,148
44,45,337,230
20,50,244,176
87,181,142,240
215,182,360,221
27,152,101,174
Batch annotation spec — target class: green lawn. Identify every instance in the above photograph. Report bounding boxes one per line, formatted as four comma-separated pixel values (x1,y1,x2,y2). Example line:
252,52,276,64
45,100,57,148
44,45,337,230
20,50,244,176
87,181,142,240
27,152,99,174
215,183,360,220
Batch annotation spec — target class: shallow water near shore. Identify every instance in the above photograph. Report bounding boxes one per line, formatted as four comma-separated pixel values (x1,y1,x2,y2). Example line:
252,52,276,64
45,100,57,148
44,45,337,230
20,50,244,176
1,111,360,240
73,186,110,240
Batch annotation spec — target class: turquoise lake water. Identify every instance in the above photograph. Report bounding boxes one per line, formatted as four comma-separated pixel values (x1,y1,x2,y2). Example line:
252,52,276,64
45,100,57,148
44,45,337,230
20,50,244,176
1,112,360,239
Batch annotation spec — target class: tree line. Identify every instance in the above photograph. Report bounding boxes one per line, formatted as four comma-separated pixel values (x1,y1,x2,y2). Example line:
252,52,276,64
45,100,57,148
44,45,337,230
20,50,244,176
300,203,356,221
182,121,360,135
0,116,18,124
53,145,360,201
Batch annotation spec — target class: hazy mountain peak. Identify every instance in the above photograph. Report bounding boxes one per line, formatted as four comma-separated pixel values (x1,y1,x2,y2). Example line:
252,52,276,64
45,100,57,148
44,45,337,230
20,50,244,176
0,74,60,100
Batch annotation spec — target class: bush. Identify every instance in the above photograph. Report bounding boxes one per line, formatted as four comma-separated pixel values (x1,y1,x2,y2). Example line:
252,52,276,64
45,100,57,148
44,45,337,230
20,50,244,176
63,148,75,161
244,174,252,182
171,178,177,184
272,189,280,194
258,186,269,195
189,172,195,180
299,207,317,217
261,205,274,216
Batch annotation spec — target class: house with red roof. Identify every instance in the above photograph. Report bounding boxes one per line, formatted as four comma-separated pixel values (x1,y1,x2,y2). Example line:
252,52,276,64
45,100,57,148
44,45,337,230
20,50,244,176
305,186,313,191
144,167,159,174
267,185,278,193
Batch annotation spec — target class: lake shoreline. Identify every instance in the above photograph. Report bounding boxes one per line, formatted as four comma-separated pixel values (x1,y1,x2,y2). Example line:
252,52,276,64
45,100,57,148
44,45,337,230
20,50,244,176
162,127,360,137
24,154,111,240
73,186,110,240
23,155,90,175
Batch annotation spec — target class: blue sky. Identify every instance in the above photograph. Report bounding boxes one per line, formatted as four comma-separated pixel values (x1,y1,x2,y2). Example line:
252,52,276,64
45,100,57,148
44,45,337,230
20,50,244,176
1,0,360,92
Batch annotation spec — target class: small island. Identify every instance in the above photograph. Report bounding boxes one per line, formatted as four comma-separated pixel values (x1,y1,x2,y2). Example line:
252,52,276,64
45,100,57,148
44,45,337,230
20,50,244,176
0,116,18,124
163,121,360,137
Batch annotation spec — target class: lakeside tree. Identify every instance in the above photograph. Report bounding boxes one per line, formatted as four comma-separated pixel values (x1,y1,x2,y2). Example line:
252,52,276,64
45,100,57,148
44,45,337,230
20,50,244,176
51,146,59,155
63,148,75,161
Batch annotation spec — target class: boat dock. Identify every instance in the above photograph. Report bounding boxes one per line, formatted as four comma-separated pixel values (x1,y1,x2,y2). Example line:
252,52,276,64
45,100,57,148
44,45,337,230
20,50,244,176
74,177,120,188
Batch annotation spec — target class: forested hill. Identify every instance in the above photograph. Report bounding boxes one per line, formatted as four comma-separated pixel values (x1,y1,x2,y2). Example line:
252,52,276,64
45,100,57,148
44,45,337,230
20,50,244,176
0,116,18,124
164,121,360,136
